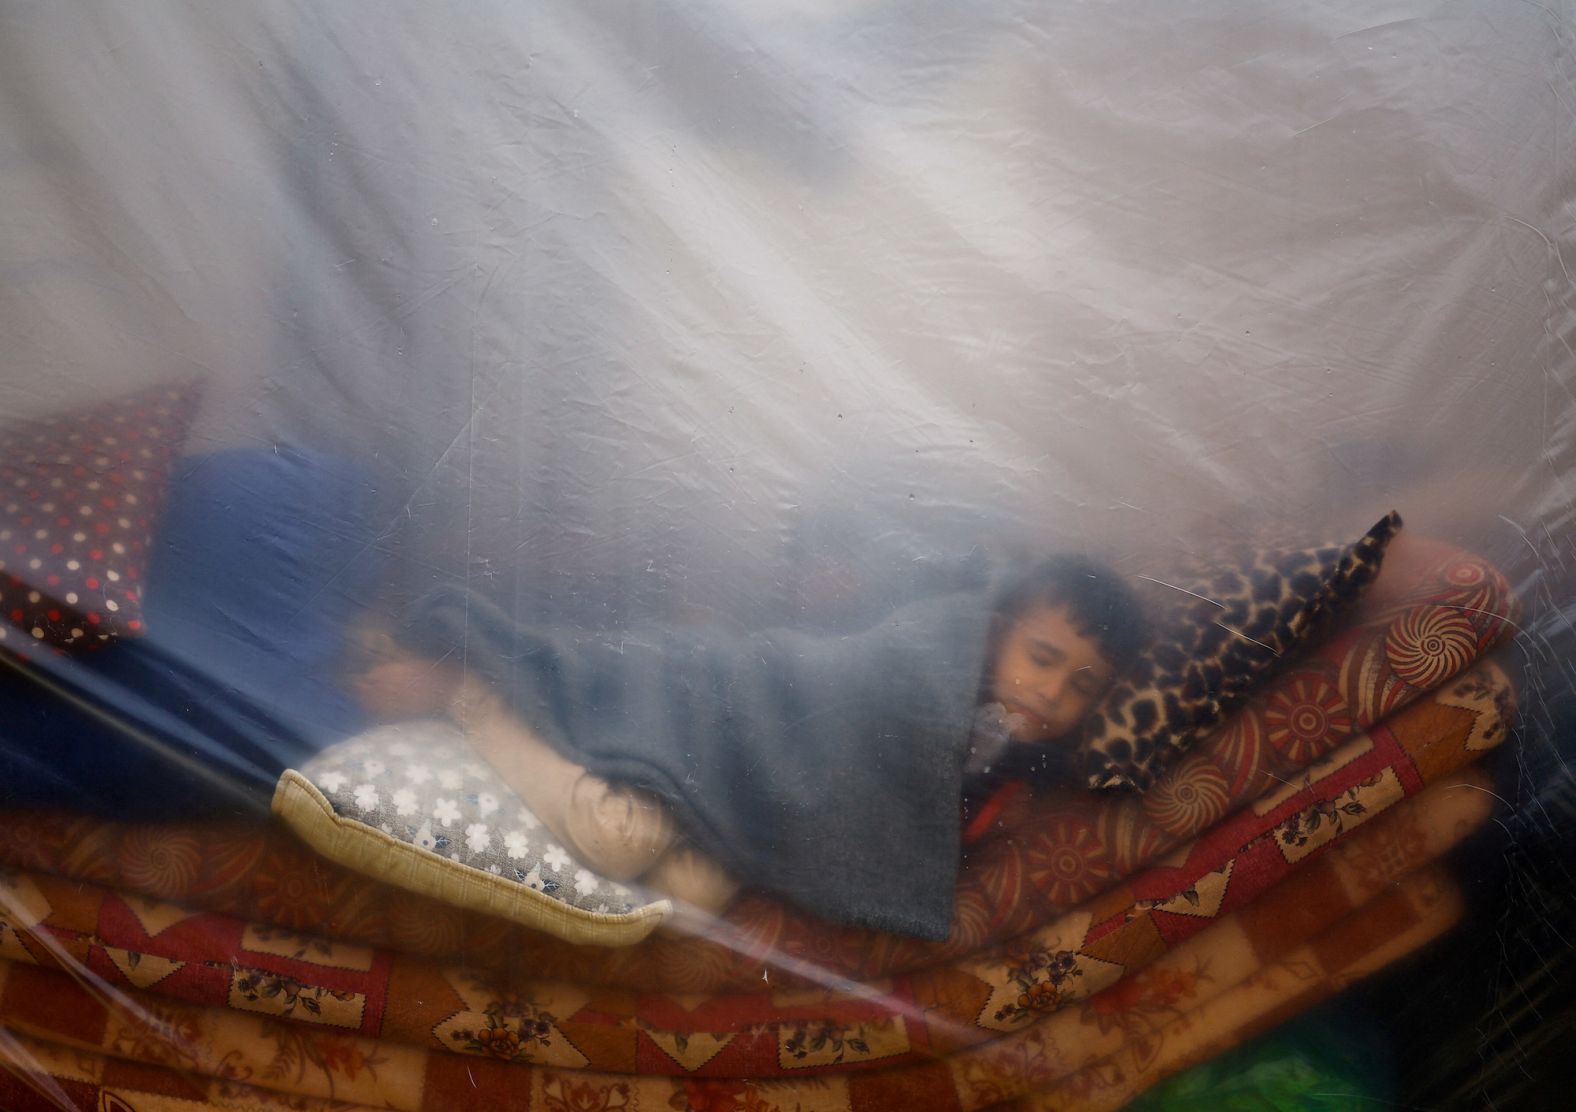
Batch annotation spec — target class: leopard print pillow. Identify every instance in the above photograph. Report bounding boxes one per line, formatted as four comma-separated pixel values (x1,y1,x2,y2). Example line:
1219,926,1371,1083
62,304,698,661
1079,512,1402,792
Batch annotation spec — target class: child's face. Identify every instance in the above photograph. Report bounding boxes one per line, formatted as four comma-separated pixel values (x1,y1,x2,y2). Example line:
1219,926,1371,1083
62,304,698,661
989,603,1115,745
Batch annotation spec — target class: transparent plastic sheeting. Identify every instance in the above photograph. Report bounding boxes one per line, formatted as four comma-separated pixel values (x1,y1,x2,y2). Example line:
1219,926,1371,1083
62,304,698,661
0,2,1571,1109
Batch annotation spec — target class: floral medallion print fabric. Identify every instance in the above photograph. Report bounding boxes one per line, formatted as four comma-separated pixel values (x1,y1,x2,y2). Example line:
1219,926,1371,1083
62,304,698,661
286,720,659,925
0,379,203,653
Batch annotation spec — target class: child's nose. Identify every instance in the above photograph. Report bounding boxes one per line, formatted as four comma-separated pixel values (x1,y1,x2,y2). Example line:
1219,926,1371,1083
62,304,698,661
1039,674,1068,705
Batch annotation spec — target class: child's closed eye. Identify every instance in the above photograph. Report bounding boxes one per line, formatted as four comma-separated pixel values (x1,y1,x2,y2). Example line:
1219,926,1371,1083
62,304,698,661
1029,643,1065,669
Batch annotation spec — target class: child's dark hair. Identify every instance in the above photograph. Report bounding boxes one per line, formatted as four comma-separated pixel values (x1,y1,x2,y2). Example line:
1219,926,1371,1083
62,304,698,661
994,555,1147,672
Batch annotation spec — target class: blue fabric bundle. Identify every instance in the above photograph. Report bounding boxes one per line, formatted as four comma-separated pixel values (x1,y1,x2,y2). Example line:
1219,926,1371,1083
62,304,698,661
0,447,382,819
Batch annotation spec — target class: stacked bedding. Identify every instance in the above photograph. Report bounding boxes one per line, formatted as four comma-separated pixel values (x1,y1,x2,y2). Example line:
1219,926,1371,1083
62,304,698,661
0,539,1518,1109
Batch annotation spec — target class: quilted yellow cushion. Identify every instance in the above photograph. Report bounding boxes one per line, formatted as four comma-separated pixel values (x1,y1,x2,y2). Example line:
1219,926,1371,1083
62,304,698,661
272,720,671,945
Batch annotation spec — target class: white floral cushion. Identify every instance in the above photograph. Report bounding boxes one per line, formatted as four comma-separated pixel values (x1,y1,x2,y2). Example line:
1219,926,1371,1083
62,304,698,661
271,720,671,945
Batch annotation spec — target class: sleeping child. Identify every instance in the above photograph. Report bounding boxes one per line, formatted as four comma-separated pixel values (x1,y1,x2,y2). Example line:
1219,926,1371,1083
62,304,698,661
352,556,1144,940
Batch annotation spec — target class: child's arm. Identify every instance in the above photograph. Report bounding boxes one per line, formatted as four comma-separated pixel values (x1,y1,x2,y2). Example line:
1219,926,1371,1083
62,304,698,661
346,627,467,722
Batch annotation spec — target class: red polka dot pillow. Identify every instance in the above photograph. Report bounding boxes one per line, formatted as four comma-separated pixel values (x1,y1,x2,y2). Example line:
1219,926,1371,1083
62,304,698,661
0,380,203,653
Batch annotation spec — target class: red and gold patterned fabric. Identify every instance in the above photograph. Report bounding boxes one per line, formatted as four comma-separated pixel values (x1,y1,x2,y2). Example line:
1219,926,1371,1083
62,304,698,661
0,782,1482,1111
0,751,1497,1078
1014,866,1464,1112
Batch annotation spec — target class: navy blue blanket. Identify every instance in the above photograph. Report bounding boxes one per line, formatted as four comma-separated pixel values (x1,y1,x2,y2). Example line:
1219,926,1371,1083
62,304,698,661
0,448,380,819
399,585,998,939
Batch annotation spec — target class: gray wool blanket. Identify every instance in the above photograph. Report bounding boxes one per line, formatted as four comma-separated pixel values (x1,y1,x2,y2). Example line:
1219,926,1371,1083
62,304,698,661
397,585,997,939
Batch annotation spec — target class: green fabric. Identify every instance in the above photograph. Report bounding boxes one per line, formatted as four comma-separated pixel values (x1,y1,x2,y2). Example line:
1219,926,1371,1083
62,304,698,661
1128,1005,1394,1111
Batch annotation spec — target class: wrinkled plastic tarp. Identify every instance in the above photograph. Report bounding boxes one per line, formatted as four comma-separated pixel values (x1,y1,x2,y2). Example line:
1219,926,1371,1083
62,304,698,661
1,0,1572,1106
